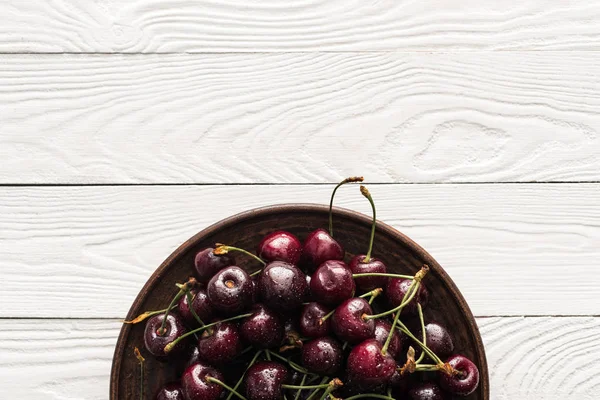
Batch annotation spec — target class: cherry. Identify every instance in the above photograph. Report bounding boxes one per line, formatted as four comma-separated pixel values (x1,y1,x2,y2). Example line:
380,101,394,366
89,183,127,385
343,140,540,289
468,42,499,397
177,287,214,327
240,304,284,349
346,338,396,388
408,382,447,400
194,248,234,282
206,266,253,315
310,260,355,306
197,321,243,364
185,345,201,369
258,261,307,312
245,361,288,400
439,355,479,396
181,362,225,400
299,302,331,338
156,382,185,400
300,228,344,272
301,336,344,375
331,297,375,343
349,255,387,292
412,322,454,361
373,319,403,360
144,313,188,357
258,231,302,264
389,369,410,394
386,278,429,315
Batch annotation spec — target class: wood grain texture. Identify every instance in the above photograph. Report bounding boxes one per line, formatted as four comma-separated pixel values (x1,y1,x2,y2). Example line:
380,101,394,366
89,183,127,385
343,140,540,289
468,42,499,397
1,184,598,318
1,53,599,184
2,1,600,52
3,317,597,399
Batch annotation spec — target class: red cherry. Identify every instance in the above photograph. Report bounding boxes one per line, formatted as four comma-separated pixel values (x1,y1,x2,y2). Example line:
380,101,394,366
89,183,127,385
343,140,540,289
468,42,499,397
181,362,225,400
439,354,480,396
257,231,302,264
310,260,355,306
346,338,396,388
300,229,344,272
331,297,375,344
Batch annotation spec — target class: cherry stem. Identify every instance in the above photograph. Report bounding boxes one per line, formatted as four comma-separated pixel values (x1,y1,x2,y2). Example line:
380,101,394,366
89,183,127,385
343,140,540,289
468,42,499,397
134,347,145,400
306,377,330,400
415,303,426,364
364,265,429,320
365,281,420,320
294,374,308,400
381,300,402,355
164,313,252,353
206,377,247,400
181,287,205,327
395,321,443,365
319,309,335,325
214,244,266,266
226,350,263,400
267,350,310,374
122,306,177,324
282,384,330,390
360,185,377,262
345,395,395,400
353,272,414,280
159,278,196,335
329,176,364,237
358,287,383,304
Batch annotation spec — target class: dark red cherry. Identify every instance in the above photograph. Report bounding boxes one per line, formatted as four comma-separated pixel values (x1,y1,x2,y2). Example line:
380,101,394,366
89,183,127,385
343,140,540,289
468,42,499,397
349,255,387,291
408,382,447,400
301,229,344,271
310,260,355,306
181,362,225,400
386,278,429,315
301,336,343,375
258,261,307,312
299,302,331,338
197,321,243,364
346,338,396,388
194,248,234,282
245,361,288,400
439,355,479,396
389,370,410,394
144,313,188,358
258,231,302,264
156,382,185,400
373,319,402,360
185,345,201,369
178,287,214,327
240,304,284,349
331,297,375,344
412,322,454,361
206,266,253,314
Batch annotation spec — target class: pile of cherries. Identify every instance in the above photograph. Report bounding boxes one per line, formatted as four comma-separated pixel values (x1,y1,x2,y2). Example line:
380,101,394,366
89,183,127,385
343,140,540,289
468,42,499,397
130,178,480,400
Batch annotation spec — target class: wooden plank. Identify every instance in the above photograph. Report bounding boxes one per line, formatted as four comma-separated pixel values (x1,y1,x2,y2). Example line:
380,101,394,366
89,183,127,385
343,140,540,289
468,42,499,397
1,1,600,52
1,184,598,318
2,317,598,399
1,53,599,184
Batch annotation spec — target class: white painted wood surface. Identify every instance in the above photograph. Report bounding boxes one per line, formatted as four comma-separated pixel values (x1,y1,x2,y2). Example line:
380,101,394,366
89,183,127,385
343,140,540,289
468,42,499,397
1,53,599,184
2,1,600,52
3,317,599,400
2,1,599,399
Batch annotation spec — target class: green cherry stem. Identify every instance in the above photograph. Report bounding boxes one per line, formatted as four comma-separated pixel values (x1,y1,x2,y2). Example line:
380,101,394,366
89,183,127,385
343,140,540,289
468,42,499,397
282,384,331,390
181,287,205,327
306,377,330,400
226,350,263,400
319,309,335,325
395,321,443,365
415,303,426,364
294,374,308,400
206,377,247,400
358,287,383,304
360,185,377,263
352,272,414,280
159,278,197,335
122,306,178,324
134,347,145,400
381,301,402,355
364,265,429,320
266,350,310,374
329,176,364,237
214,244,267,266
164,313,252,353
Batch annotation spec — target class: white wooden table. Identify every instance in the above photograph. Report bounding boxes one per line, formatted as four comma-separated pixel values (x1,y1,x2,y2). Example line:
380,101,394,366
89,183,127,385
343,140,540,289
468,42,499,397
1,2,599,399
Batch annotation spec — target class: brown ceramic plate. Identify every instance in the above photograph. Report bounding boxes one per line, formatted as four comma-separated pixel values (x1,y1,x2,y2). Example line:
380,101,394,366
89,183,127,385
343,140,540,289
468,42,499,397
111,204,489,399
